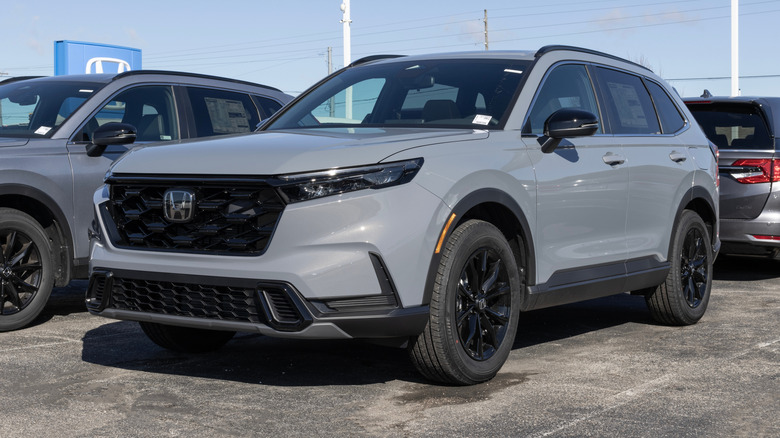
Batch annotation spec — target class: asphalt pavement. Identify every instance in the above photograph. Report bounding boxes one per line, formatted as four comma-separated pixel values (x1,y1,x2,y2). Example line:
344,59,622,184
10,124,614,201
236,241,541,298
2,255,778,437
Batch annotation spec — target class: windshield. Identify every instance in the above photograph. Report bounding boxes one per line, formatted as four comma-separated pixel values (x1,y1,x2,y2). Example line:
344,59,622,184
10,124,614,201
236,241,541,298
266,58,530,130
0,79,104,138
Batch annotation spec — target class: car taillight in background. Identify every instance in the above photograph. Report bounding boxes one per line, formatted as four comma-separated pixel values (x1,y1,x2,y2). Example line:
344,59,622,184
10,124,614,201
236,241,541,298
728,159,780,184
709,140,719,187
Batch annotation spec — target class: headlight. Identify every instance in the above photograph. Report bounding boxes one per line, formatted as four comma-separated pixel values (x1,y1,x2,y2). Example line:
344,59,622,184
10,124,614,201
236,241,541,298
277,158,423,203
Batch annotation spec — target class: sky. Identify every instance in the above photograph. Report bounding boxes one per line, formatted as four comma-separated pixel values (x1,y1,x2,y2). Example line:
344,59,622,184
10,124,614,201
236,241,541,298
2,0,779,98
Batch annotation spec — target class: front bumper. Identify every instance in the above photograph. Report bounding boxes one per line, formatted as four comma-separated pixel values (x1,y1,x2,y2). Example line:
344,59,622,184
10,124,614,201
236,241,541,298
86,268,429,339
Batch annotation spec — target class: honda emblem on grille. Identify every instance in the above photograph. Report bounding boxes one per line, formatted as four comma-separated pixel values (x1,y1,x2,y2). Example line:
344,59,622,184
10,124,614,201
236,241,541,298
163,189,196,223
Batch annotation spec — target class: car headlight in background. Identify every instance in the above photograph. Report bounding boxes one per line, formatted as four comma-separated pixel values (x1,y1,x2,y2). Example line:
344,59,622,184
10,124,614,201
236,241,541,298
277,158,423,203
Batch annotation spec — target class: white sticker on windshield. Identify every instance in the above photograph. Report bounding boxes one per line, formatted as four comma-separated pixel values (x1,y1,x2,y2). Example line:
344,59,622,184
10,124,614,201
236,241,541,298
472,115,492,125
34,126,51,135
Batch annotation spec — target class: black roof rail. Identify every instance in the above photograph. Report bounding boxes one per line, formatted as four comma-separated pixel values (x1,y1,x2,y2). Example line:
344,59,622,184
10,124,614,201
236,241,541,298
348,55,406,68
111,70,283,93
535,45,651,72
0,76,45,85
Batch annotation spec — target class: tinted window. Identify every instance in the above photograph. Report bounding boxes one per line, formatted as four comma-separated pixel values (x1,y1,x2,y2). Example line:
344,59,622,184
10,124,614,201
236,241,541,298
645,80,685,133
595,67,660,135
254,95,283,118
0,79,102,138
687,102,773,150
266,59,530,130
77,85,179,143
187,87,260,137
524,64,600,134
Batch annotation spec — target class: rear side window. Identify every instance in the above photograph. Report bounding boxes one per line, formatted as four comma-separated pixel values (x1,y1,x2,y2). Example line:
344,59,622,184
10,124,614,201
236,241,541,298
594,67,660,135
645,80,685,134
254,95,283,118
187,87,261,137
686,103,773,150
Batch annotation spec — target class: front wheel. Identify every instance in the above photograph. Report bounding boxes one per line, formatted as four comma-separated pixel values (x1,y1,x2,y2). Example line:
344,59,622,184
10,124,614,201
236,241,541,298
409,220,523,385
645,210,713,325
0,208,55,331
139,322,236,353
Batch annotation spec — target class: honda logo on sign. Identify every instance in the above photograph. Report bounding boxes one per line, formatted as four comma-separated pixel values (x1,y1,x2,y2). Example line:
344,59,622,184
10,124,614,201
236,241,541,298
163,189,196,223
85,57,131,74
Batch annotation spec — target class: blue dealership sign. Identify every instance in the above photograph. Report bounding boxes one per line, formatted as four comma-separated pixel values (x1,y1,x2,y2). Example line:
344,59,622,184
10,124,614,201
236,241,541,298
54,40,142,75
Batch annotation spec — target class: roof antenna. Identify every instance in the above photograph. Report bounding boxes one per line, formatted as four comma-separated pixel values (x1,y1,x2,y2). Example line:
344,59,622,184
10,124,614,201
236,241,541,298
700,89,713,98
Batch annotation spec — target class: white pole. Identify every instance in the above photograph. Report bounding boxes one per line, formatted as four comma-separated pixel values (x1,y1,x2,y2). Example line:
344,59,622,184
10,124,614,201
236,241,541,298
731,0,739,96
341,1,353,120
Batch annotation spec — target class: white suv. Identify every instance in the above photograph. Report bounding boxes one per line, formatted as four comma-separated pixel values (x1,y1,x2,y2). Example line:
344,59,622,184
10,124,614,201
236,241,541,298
87,46,720,385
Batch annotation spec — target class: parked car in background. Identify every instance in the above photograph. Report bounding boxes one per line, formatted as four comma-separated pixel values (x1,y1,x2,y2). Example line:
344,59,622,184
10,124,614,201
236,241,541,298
0,71,292,330
87,46,719,385
684,97,779,258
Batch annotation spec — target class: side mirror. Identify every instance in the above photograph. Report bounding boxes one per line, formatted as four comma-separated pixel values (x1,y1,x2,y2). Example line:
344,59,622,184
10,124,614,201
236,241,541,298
86,122,137,157
540,109,599,153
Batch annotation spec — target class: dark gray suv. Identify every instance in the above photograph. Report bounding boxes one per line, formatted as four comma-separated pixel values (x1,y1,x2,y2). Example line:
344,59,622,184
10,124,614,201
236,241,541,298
0,71,291,330
685,97,779,258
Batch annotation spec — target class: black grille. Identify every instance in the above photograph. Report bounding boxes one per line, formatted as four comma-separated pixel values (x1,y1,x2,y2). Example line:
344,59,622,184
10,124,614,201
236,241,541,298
110,277,263,323
104,178,285,255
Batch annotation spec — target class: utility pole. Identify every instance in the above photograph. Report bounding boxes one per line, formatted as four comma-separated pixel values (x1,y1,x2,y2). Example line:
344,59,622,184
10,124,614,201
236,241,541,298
731,0,739,96
327,47,335,117
340,0,352,119
484,10,489,51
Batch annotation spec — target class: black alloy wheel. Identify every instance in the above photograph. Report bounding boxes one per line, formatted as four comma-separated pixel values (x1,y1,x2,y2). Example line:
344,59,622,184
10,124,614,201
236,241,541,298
1,230,43,315
456,247,512,361
680,226,708,309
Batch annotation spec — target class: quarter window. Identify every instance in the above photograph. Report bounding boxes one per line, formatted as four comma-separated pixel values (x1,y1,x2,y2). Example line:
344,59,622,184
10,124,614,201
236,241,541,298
645,80,685,134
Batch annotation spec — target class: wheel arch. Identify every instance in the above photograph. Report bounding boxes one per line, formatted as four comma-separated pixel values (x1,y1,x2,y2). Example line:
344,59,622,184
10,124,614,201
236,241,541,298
670,185,718,259
421,188,536,306
0,185,74,286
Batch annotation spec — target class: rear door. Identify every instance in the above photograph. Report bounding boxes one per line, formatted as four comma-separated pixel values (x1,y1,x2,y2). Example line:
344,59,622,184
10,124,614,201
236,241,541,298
686,101,776,220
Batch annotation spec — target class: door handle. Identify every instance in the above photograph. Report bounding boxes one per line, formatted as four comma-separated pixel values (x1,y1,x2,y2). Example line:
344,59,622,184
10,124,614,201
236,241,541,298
602,152,625,166
669,151,687,163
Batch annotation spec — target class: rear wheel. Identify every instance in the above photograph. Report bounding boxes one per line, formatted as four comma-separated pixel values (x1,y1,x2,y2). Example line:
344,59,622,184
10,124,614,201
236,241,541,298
139,321,236,353
409,220,523,385
0,208,55,331
645,210,713,325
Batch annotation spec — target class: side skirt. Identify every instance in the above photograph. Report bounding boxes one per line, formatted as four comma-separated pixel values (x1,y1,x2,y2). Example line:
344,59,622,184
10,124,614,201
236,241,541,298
522,256,670,311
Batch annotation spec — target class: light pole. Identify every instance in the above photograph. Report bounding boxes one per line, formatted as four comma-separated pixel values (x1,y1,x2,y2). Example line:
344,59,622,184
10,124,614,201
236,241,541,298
731,0,739,96
340,1,352,119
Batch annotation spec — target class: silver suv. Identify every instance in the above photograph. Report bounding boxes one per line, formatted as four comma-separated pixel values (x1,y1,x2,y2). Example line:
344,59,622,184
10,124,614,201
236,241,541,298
0,71,291,331
87,46,720,385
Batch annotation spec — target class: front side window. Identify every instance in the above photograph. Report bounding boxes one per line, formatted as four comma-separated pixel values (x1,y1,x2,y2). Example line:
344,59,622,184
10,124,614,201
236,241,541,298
595,67,660,135
266,58,530,130
686,102,773,150
77,85,179,143
524,63,601,135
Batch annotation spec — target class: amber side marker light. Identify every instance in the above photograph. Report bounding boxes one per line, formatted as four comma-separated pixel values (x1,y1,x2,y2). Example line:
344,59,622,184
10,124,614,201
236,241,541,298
435,213,457,254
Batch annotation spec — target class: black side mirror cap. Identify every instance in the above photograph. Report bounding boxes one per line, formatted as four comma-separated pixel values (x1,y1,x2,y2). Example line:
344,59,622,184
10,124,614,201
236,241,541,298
540,109,599,153
86,122,137,157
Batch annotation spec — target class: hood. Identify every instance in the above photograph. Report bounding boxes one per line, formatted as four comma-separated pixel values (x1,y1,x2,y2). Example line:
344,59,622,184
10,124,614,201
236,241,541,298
110,127,489,175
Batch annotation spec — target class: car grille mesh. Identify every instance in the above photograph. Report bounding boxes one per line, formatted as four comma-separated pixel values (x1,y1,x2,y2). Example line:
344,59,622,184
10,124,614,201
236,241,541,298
106,180,284,255
111,277,264,323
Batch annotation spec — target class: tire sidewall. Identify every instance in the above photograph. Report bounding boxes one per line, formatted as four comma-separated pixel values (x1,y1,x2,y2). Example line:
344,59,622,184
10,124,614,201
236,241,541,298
437,220,522,382
668,211,713,323
0,209,55,331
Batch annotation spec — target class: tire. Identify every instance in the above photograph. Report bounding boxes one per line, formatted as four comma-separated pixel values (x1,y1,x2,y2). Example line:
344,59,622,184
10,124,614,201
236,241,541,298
645,210,713,326
409,219,523,385
139,321,236,353
0,208,55,332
